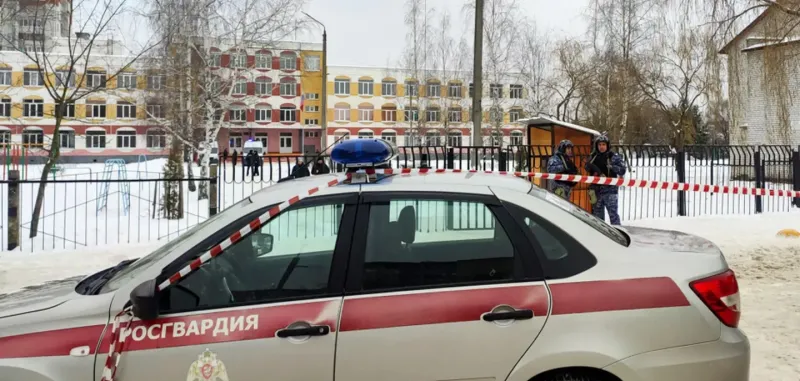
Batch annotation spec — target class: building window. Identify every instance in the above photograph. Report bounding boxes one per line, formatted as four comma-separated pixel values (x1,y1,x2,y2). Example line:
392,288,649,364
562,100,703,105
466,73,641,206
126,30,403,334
0,99,10,117
0,131,9,146
448,83,462,98
404,107,418,122
87,103,107,118
56,102,75,118
334,79,349,95
86,71,106,88
229,136,243,149
22,130,43,147
304,55,320,71
254,134,268,147
146,104,164,118
256,53,271,69
427,81,441,97
405,80,418,97
382,107,397,122
86,130,106,148
509,108,522,123
426,108,440,123
279,132,292,148
358,105,374,122
117,130,137,148
334,105,350,121
118,73,137,89
304,105,318,112
117,103,137,119
229,109,246,122
304,93,319,100
0,69,10,86
23,69,43,86
510,131,524,145
469,83,475,97
304,131,319,138
381,131,396,144
23,99,43,117
334,132,350,143
448,132,462,146
489,132,503,146
381,81,396,96
209,53,221,67
425,132,441,146
146,130,166,148
231,53,247,68
233,80,246,95
55,70,75,87
304,119,319,125
255,107,271,122
280,106,296,122
510,84,523,99
448,107,462,123
280,52,296,70
490,84,503,98
255,78,271,95
147,75,164,90
358,131,374,139
59,130,75,148
358,79,373,95
280,80,296,96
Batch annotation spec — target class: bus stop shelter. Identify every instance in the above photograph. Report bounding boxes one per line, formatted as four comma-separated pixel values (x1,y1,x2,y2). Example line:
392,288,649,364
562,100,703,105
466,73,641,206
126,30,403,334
518,116,601,212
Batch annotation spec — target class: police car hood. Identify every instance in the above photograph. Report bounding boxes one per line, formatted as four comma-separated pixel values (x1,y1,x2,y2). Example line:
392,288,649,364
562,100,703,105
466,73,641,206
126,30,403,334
620,226,721,255
0,276,83,319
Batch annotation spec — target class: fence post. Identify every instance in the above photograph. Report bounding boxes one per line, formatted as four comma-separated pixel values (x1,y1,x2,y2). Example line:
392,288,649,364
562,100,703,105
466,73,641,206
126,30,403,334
210,164,219,216
754,147,763,213
7,169,19,251
446,147,455,169
792,147,800,208
498,150,507,172
676,149,687,216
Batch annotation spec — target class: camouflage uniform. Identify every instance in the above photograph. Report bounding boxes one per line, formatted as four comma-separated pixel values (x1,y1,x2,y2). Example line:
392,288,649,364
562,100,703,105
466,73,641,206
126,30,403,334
584,135,627,225
546,140,579,200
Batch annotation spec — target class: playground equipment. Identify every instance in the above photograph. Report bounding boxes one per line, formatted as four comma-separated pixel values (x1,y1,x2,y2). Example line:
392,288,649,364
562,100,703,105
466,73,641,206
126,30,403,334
2,144,28,180
96,159,131,216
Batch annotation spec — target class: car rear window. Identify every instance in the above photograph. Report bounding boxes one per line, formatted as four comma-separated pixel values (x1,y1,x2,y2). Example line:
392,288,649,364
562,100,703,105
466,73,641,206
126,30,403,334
527,186,629,246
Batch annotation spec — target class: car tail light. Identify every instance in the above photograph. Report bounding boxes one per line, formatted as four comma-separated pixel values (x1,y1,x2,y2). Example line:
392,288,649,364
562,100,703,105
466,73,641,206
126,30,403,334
689,269,741,328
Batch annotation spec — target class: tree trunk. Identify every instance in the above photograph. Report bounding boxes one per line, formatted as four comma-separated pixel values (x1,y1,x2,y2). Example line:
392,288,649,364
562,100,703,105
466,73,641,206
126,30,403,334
28,115,64,239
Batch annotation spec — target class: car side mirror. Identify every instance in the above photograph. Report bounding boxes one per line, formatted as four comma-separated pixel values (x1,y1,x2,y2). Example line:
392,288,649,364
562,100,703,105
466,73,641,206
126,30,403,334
252,232,274,255
130,279,159,321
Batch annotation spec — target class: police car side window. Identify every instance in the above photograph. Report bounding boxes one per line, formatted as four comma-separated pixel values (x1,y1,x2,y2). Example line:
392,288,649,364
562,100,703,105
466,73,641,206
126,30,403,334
506,203,597,279
159,203,345,314
360,199,516,291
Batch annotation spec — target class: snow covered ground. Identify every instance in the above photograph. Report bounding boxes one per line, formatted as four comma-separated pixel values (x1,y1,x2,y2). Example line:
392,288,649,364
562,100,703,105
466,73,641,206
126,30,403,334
0,212,798,379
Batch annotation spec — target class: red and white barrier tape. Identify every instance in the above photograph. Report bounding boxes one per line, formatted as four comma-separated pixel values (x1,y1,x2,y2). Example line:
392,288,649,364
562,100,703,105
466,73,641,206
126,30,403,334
101,167,797,380
360,168,800,198
101,174,348,381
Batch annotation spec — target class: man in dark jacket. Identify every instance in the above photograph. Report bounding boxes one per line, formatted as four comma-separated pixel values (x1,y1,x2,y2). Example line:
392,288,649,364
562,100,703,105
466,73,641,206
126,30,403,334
311,158,331,175
291,158,310,178
584,134,627,225
247,150,261,178
546,139,579,199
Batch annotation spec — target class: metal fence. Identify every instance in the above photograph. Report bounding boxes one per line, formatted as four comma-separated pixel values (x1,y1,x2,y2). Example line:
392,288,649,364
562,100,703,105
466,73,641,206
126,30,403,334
2,144,798,253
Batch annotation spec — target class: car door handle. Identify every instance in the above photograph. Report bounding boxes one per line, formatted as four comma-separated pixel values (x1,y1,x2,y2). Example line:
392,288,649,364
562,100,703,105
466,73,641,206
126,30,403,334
482,309,534,322
276,325,330,338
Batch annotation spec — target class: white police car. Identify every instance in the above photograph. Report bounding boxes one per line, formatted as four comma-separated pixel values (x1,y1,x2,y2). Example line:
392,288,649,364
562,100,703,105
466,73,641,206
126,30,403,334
0,139,749,381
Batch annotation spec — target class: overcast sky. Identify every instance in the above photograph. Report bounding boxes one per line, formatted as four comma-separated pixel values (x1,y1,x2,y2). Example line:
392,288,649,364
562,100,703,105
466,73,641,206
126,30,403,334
294,0,590,67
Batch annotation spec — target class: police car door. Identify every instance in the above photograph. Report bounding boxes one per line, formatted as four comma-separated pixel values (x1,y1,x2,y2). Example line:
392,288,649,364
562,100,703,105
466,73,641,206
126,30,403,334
103,194,357,381
335,192,550,381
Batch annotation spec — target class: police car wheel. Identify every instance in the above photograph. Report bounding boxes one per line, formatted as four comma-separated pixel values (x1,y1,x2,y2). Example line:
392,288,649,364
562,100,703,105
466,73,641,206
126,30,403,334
538,371,612,381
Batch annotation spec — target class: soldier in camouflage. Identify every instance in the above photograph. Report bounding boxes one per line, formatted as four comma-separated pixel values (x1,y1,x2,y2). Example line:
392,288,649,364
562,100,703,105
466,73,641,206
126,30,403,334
584,134,627,225
546,139,579,200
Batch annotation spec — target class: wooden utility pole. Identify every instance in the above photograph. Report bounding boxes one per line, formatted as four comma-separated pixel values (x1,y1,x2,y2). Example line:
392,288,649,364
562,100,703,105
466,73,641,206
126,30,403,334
471,0,484,147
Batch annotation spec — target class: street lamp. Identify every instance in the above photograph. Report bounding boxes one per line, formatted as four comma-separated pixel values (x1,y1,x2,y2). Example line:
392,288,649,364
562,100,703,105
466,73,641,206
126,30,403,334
302,12,328,149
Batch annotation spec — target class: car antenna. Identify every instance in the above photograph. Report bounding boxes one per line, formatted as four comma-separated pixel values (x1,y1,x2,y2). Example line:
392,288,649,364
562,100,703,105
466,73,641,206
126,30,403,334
302,134,347,169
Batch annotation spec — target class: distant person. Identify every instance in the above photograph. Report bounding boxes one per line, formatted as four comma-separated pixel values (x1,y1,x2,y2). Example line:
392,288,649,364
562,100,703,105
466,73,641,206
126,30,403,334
311,158,330,175
291,158,310,178
222,148,229,163
585,134,627,225
231,150,239,167
248,150,261,178
546,139,579,200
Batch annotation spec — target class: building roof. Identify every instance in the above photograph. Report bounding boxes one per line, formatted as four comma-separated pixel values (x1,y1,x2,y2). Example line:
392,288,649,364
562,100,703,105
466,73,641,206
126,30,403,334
719,7,772,54
517,116,601,136
740,37,800,52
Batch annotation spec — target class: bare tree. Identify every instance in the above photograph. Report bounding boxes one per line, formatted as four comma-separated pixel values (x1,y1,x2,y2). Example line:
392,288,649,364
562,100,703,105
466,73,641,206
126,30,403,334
514,18,553,117
0,0,173,238
399,0,435,146
429,11,471,147
548,38,595,123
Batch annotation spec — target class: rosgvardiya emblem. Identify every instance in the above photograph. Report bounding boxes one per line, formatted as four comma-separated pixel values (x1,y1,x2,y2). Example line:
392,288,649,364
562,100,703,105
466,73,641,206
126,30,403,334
186,349,230,381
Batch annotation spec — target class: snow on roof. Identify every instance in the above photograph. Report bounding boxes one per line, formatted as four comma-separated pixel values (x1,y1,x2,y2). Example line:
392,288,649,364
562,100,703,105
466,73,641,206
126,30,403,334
741,37,800,52
518,115,601,136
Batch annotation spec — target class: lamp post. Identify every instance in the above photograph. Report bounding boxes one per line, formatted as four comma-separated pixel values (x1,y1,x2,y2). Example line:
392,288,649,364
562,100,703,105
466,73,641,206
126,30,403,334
302,12,328,149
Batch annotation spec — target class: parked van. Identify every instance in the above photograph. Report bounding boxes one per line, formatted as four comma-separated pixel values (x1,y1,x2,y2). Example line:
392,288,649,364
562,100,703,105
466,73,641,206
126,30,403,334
243,139,265,155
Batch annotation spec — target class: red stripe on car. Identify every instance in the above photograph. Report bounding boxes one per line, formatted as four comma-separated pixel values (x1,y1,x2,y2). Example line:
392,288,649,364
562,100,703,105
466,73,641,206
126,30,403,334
548,277,690,315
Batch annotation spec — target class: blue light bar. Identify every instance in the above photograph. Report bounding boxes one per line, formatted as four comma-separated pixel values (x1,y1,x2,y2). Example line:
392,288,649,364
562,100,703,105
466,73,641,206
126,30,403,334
330,139,397,168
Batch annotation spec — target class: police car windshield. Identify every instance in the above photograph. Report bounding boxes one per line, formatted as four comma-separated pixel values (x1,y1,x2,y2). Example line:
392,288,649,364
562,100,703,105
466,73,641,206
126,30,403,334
527,186,629,246
100,198,252,293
